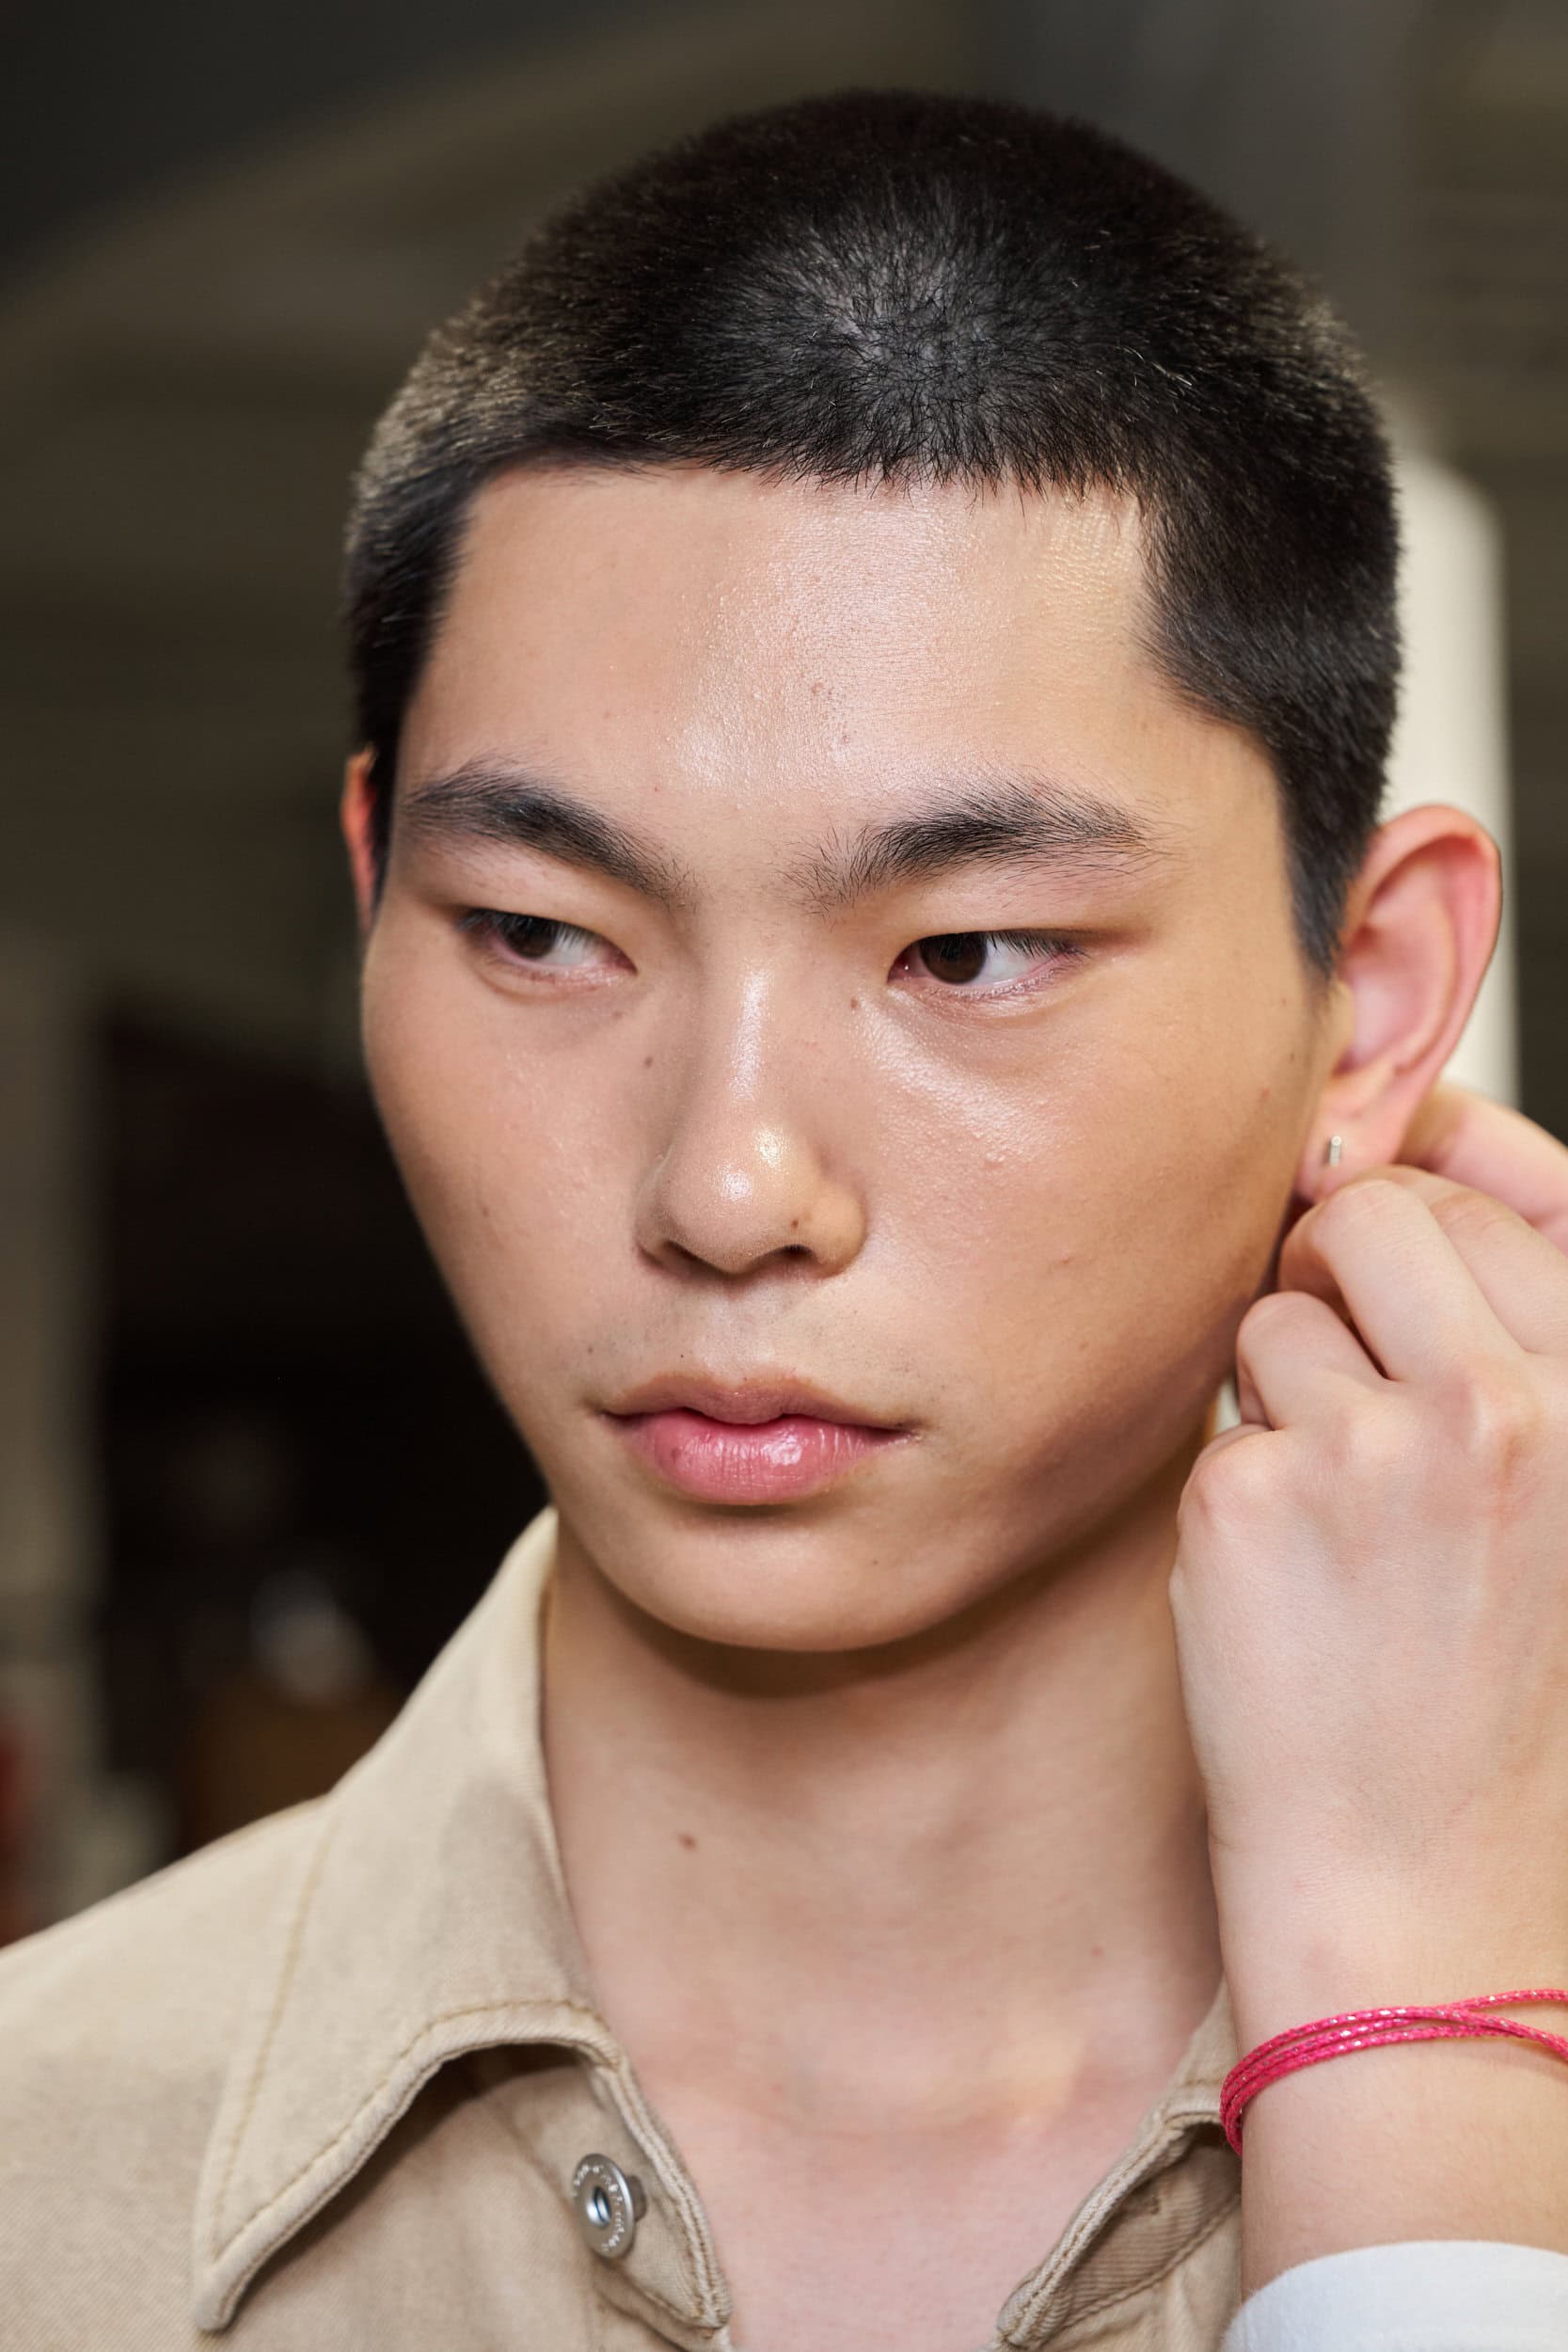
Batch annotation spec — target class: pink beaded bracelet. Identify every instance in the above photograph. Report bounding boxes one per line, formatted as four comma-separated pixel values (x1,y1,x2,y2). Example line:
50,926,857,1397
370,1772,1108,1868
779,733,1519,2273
1220,1988,1568,2153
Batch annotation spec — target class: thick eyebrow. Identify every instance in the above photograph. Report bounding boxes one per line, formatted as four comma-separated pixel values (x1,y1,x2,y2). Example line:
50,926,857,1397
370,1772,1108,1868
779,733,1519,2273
400,759,1166,917
789,775,1166,914
402,761,699,912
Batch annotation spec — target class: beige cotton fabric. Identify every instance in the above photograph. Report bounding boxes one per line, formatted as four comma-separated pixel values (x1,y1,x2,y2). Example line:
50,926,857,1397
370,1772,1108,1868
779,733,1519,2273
0,1504,1244,2349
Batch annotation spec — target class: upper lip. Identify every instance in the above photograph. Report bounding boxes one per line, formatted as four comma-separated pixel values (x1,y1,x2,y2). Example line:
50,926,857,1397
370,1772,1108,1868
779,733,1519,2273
605,1375,901,1429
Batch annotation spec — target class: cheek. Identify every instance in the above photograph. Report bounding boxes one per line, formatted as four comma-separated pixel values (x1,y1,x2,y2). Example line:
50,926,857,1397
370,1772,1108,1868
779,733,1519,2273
360,940,616,1348
910,1018,1312,1439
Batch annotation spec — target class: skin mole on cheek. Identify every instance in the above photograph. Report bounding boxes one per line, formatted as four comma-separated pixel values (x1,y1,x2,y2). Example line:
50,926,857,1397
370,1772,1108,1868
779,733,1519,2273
643,1056,654,1069
678,1832,697,1851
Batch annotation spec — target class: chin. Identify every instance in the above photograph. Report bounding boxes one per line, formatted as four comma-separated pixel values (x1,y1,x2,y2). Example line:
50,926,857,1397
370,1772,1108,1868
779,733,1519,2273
628,1562,977,1657
549,1474,1022,1659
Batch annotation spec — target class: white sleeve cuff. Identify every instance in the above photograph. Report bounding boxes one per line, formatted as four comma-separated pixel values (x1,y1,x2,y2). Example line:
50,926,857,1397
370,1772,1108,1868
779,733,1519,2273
1221,2240,1568,2351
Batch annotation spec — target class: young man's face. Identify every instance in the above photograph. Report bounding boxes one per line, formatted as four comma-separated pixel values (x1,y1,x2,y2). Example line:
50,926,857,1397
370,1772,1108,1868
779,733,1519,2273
358,466,1341,1650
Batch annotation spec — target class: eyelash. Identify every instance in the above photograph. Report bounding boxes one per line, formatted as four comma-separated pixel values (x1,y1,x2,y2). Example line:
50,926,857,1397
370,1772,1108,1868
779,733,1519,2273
895,929,1086,993
459,910,609,972
458,911,1086,998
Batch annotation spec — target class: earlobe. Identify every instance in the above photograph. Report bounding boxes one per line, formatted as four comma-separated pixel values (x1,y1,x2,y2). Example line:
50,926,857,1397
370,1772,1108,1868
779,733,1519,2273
1295,805,1501,1200
341,750,382,938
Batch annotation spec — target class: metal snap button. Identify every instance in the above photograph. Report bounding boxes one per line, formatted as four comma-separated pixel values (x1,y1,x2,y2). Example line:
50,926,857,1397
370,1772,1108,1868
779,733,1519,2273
571,2153,647,2260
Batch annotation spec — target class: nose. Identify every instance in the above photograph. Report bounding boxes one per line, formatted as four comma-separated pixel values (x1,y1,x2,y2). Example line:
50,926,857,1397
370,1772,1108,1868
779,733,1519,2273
631,970,867,1279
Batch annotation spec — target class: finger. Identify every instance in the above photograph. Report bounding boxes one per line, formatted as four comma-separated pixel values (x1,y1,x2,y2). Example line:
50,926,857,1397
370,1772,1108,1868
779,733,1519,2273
1279,1176,1515,1384
1353,1166,1568,1356
1402,1085,1568,1257
1235,1288,1383,1429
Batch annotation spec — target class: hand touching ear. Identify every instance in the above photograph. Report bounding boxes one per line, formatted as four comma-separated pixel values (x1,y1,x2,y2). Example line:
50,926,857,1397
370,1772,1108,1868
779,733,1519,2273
1173,754,1568,2288
1291,806,1500,1195
1176,1089,1568,2292
1394,1080,1568,1256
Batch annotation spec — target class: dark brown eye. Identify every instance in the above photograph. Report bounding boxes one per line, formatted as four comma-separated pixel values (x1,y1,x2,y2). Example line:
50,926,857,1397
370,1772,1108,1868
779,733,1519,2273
908,930,1083,991
918,933,990,985
491,914,566,961
459,910,608,971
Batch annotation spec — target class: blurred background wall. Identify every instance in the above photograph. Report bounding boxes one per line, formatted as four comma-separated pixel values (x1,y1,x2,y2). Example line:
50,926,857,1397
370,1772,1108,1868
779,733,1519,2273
0,0,1561,1931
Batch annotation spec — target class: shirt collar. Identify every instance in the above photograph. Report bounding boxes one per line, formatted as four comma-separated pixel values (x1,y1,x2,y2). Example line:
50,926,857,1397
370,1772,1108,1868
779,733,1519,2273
191,1502,1237,2338
996,1974,1238,2345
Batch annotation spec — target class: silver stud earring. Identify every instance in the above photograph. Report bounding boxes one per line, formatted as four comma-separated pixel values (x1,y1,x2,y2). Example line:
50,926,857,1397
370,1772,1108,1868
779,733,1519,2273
1324,1134,1344,1168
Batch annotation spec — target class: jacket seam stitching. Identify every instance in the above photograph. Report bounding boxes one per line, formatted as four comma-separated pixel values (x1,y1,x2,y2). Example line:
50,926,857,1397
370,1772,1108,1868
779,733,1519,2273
212,1994,615,2263
1008,2182,1242,2344
207,1814,337,2256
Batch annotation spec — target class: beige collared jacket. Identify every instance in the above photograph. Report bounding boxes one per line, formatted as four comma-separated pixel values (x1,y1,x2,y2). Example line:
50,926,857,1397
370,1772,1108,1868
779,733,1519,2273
0,1505,1246,2349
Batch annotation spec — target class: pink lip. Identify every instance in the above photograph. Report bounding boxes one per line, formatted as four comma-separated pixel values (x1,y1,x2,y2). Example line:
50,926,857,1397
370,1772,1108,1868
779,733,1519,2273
609,1406,908,1502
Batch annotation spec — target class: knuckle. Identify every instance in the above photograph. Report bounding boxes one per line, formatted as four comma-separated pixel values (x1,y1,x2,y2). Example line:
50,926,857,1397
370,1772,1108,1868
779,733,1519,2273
1330,1393,1404,1485
1432,1185,1513,1244
1248,1284,1307,1331
1182,1432,1273,1525
1442,1364,1547,1496
1326,1174,1405,1223
1178,1457,1225,1534
1234,1290,1296,1358
1292,1179,1402,1263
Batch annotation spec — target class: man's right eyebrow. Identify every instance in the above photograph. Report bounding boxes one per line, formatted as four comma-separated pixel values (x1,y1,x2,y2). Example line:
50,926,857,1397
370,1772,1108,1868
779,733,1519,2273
399,762,698,912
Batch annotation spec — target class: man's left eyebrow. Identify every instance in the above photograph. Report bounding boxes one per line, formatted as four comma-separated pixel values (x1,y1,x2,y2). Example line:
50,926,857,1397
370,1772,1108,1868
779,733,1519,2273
789,777,1171,914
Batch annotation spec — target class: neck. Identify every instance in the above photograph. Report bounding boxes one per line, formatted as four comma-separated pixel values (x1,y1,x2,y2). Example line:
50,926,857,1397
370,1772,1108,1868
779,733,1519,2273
544,1438,1221,2135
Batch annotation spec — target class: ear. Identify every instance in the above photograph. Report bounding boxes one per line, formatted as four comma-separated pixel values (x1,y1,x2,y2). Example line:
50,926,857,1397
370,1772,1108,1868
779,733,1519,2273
340,749,382,939
1294,803,1501,1203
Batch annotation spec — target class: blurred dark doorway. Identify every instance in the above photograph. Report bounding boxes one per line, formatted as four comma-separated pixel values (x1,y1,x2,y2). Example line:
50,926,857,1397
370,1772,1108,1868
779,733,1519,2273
95,1014,544,1860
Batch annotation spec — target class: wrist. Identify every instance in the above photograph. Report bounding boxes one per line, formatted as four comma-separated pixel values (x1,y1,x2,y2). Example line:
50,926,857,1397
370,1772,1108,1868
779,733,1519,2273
1231,1967,1568,2058
1213,1881,1568,2053
1235,2022,1568,2296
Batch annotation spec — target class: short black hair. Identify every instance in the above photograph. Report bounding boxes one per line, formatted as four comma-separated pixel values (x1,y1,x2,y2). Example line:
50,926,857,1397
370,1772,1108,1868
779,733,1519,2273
344,87,1399,971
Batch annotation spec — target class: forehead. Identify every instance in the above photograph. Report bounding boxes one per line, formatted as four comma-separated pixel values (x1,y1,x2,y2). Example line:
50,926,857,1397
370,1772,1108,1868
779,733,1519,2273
402,463,1272,848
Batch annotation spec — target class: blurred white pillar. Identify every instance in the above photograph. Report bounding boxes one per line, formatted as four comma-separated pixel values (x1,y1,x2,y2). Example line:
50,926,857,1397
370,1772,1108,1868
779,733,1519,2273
1385,445,1517,1104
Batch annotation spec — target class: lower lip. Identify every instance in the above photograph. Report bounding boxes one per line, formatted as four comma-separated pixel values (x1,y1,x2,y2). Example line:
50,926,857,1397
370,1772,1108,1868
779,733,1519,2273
609,1408,906,1502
